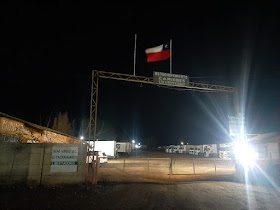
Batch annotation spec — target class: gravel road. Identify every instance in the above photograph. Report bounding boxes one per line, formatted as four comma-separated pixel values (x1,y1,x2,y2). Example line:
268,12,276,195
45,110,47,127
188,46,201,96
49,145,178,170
1,181,279,209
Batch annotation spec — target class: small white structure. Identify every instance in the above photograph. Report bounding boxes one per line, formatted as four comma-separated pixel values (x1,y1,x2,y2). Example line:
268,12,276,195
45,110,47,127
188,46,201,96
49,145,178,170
247,132,280,160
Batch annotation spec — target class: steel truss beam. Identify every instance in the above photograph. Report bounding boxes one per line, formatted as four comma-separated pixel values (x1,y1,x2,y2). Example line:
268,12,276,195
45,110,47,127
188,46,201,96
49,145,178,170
89,70,99,141
89,70,238,141
97,71,237,93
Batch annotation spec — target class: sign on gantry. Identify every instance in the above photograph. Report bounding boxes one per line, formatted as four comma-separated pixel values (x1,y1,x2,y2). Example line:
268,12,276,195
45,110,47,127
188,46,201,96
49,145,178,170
153,71,189,86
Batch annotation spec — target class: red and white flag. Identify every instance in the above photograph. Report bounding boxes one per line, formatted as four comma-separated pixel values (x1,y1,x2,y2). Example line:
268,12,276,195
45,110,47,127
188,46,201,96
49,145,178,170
145,42,171,63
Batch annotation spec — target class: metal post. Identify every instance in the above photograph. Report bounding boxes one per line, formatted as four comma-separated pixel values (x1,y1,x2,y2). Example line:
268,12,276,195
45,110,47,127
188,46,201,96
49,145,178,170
170,39,172,74
133,34,137,76
94,71,99,142
95,153,99,185
39,143,46,185
86,147,89,184
147,158,149,174
123,159,125,173
170,158,173,175
214,159,217,175
89,70,99,144
89,72,94,143
92,152,98,184
193,159,195,175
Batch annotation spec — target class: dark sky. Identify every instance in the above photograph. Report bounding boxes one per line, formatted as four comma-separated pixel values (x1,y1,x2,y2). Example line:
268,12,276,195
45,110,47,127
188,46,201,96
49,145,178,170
1,2,280,145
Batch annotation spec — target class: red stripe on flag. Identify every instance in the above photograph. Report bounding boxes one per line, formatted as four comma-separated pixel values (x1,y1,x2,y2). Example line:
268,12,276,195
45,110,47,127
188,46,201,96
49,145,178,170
146,49,170,63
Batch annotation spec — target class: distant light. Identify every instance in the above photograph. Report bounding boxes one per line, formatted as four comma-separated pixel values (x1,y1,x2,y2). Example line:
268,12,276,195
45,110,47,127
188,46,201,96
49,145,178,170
180,142,184,145
135,145,139,148
138,143,140,146
80,136,84,140
132,140,135,144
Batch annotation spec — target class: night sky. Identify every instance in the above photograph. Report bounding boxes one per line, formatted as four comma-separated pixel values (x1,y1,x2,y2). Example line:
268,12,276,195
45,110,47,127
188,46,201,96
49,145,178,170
1,2,280,145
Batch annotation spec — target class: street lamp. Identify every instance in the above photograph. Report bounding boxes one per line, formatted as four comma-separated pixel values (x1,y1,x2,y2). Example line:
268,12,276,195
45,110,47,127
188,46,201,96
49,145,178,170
132,140,135,144
80,136,84,140
180,141,184,145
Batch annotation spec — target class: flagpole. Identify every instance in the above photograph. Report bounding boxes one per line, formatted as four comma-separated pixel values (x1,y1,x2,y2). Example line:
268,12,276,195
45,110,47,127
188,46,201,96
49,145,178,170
170,39,172,74
133,34,137,76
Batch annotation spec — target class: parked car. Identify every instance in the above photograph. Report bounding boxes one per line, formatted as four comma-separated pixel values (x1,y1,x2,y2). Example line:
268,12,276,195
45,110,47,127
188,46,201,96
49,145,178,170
86,151,108,164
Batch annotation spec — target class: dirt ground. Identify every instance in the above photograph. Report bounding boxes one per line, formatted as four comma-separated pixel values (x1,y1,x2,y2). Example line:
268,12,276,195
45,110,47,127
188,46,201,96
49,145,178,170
3,151,276,209
1,181,279,209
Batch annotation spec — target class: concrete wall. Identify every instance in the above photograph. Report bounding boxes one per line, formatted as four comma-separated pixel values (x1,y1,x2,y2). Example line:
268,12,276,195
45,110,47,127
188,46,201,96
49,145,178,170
251,142,280,160
0,143,87,186
267,142,279,160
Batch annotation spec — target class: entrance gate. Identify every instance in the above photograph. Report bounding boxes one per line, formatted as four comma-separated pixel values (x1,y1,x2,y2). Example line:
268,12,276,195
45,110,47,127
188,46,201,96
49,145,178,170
88,70,238,142
87,70,238,184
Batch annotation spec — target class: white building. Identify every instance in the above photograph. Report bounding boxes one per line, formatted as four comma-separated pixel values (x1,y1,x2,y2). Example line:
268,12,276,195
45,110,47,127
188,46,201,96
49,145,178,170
247,132,280,160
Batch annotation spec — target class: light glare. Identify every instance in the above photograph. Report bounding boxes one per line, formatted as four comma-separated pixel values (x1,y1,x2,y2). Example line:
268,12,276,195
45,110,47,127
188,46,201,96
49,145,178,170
234,140,257,168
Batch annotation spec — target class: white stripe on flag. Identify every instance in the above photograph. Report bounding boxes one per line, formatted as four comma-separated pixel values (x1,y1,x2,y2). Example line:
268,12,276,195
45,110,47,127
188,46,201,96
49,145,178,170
145,44,163,54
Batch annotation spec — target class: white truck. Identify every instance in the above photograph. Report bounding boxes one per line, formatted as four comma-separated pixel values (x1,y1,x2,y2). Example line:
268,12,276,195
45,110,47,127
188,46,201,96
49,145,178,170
117,142,132,156
94,140,117,158
194,147,201,155
173,145,180,153
194,145,203,156
203,144,218,157
189,147,194,155
168,145,174,153
219,143,232,160
179,145,187,153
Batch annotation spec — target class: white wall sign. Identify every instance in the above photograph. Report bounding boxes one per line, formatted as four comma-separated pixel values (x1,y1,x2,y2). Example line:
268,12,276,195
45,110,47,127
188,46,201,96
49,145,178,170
153,71,189,86
51,146,79,172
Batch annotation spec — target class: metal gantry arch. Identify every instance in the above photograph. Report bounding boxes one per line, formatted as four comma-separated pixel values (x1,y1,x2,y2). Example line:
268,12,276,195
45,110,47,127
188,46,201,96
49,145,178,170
89,70,238,142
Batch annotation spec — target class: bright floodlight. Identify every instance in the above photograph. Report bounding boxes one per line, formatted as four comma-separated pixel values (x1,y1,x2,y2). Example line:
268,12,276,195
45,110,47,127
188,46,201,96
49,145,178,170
80,136,84,140
234,140,257,168
181,142,184,145
132,140,135,144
